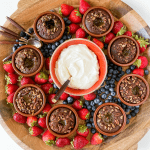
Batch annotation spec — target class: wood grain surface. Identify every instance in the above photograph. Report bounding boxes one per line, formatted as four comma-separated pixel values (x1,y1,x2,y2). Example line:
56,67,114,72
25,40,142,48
0,0,150,150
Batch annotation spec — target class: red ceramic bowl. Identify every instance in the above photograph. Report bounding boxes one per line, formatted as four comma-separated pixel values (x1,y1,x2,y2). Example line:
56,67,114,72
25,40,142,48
50,38,107,95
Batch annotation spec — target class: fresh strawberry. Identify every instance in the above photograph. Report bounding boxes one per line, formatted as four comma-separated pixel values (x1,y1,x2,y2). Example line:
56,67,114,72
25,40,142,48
91,133,103,145
27,116,38,127
70,95,80,99
104,32,115,44
69,9,82,24
41,83,53,94
38,116,47,128
78,108,90,120
69,23,80,34
76,124,89,137
56,137,71,147
71,135,89,149
124,31,132,37
134,35,150,53
60,92,69,100
112,21,126,36
133,56,148,69
93,38,104,49
5,84,19,95
42,129,56,146
35,72,48,84
48,75,53,84
72,100,83,110
48,94,57,104
132,68,144,76
13,112,26,124
29,126,43,136
76,28,86,38
59,4,74,17
84,93,96,101
41,103,52,115
79,0,90,15
45,57,50,70
3,60,14,73
6,92,15,105
5,73,18,84
19,76,35,85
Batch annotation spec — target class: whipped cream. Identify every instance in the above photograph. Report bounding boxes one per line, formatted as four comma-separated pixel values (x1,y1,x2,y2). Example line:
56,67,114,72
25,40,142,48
55,44,99,89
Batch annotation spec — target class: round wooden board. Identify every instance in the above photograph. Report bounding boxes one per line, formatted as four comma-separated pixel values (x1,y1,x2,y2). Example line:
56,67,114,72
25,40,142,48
0,0,150,150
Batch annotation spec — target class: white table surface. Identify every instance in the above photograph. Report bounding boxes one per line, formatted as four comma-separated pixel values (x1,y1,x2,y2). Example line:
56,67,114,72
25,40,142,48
0,0,150,149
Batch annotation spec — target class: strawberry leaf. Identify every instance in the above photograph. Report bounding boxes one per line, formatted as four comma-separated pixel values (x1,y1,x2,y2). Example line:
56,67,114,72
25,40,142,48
87,35,91,40
31,121,37,127
18,75,23,81
59,7,62,16
70,140,74,147
77,124,88,133
45,140,55,146
79,100,83,107
98,133,104,140
5,75,10,84
103,36,106,42
85,112,90,119
5,85,8,94
29,127,33,135
48,87,53,94
3,60,12,64
116,25,126,36
75,10,82,18
133,59,141,68
38,72,48,80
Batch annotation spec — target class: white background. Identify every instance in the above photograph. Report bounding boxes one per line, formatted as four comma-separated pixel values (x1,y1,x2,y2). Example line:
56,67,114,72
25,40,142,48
0,0,150,150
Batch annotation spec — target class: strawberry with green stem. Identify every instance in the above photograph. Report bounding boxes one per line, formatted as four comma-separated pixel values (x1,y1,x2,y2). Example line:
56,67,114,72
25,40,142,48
91,133,103,145
35,72,48,84
76,124,89,137
78,108,90,120
59,4,74,16
41,83,53,94
3,60,14,73
29,126,43,136
69,9,82,24
27,116,38,127
133,56,148,69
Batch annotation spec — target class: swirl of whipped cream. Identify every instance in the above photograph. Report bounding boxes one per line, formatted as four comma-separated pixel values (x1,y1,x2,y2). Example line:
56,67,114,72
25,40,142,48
55,44,99,89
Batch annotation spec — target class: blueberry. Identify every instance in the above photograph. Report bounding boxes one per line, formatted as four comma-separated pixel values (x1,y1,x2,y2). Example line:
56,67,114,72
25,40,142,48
20,31,26,37
90,117,93,122
121,103,126,109
105,80,110,85
104,43,108,49
105,99,110,103
105,90,109,95
24,35,30,40
117,98,121,103
100,87,105,92
45,48,49,53
92,106,96,111
117,74,123,78
85,101,90,106
43,44,48,49
65,19,71,25
94,98,100,104
111,91,116,96
109,100,113,103
47,44,52,49
63,17,68,22
113,65,118,69
118,66,122,72
91,111,94,117
91,128,96,134
116,77,120,82
120,71,125,75
97,89,102,94
108,95,113,100
109,68,113,74
98,101,103,105
110,84,115,88
101,82,104,86
113,70,118,75
67,96,74,104
145,70,149,75
87,105,92,110
113,98,118,103
52,44,56,50
63,100,68,104
12,46,17,52
92,122,95,128
105,76,108,81
59,39,64,44
16,39,20,42
19,44,24,46
107,73,112,77
131,107,135,111
49,49,54,53
105,85,110,89
90,101,95,106
127,114,132,119
28,28,34,34
126,69,131,74
130,111,136,117
67,34,72,39
125,108,130,113
112,74,117,79
102,135,107,138
101,93,107,99
62,35,67,40
55,41,60,47
43,52,47,57
134,108,139,114
118,103,121,107
109,79,115,84
130,65,136,70
109,87,114,92
126,119,130,124
96,94,100,99
86,122,92,128
135,105,140,108
64,30,68,35
83,104,87,108
110,63,114,67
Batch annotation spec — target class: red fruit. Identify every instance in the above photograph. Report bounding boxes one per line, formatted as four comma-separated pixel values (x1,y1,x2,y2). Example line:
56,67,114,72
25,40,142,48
35,72,48,84
29,126,43,136
5,84,19,95
42,129,56,146
133,68,144,77
69,9,82,24
79,0,90,15
69,23,80,34
13,112,26,124
124,31,132,37
112,21,126,36
48,94,57,104
104,32,115,44
84,93,96,101
59,4,74,16
91,133,103,145
5,73,18,84
133,56,148,69
3,60,14,73
45,57,50,70
76,28,86,38
20,77,35,85
76,124,89,137
60,92,69,100
71,135,89,149
48,75,53,84
70,95,80,99
38,116,47,128
41,83,53,94
6,92,15,105
56,137,71,147
93,38,104,49
72,100,83,110
27,116,38,127
78,108,90,120
42,103,52,115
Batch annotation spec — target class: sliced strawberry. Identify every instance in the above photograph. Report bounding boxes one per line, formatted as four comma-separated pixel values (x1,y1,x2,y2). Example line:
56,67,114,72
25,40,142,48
41,83,53,94
79,0,90,15
27,116,38,127
59,4,74,16
3,60,14,73
91,133,103,145
29,126,43,136
93,38,104,49
76,124,89,137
